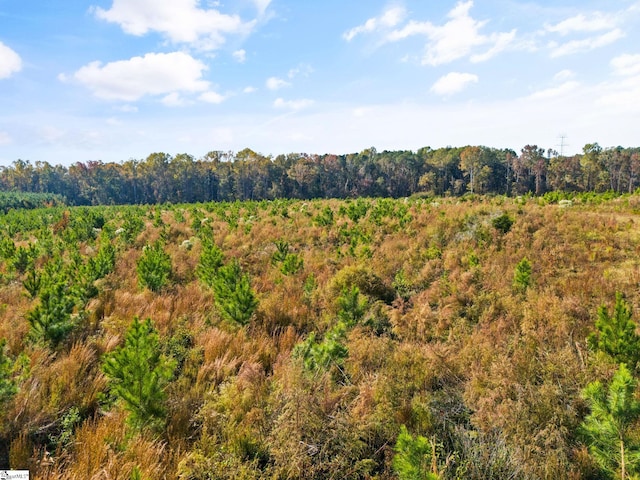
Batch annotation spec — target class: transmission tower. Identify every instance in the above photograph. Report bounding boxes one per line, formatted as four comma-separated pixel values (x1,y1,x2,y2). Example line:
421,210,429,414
556,134,568,156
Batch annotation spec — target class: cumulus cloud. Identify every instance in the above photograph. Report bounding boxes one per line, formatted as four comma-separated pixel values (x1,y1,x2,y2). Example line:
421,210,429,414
343,6,406,41
93,0,255,50
273,98,314,110
549,29,624,57
161,92,187,107
0,42,22,79
233,49,246,63
384,1,515,66
69,52,210,101
611,54,640,76
199,91,226,104
430,72,478,96
0,131,12,145
266,76,290,90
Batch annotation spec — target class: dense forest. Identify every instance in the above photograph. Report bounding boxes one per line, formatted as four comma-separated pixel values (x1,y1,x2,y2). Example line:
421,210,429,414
2,143,640,205
1,192,640,478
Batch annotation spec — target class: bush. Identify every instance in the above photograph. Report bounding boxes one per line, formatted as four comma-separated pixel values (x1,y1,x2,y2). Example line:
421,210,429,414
492,213,514,234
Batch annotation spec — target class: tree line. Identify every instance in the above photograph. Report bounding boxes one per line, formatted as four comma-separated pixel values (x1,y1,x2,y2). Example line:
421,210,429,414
2,143,639,205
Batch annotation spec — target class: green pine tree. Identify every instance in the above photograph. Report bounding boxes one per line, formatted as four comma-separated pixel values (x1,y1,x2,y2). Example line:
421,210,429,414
337,285,368,327
27,280,77,348
0,339,17,405
137,242,172,292
212,259,258,326
512,257,532,293
196,240,224,288
581,364,640,480
102,317,175,430
588,293,640,371
393,425,440,480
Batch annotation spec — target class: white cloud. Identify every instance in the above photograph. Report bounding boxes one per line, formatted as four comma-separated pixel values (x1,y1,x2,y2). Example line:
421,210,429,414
0,42,22,79
611,54,640,76
273,98,314,110
69,52,210,101
526,81,581,100
545,12,617,36
384,1,515,66
93,0,253,50
554,69,575,82
199,91,226,104
549,29,624,57
596,75,640,112
0,131,12,145
161,92,187,107
386,20,431,42
39,125,65,144
288,63,313,79
470,30,516,63
343,6,406,41
116,104,139,113
252,0,272,15
430,72,478,96
243,86,257,93
233,49,246,63
266,76,291,90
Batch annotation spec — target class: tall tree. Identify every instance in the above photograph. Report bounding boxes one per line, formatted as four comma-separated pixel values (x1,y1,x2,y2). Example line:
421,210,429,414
460,146,483,194
582,143,604,191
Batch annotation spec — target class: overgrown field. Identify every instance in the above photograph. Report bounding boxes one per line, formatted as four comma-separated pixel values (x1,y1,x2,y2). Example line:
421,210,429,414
1,194,640,479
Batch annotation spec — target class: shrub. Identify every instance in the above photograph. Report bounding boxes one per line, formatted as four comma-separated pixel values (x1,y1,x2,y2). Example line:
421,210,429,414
492,213,514,234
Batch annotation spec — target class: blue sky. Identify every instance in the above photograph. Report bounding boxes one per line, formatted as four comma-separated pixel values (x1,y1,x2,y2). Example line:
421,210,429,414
1,0,640,165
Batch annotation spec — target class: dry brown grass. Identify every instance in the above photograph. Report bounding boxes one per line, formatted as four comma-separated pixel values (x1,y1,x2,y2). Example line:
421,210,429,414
35,410,173,480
